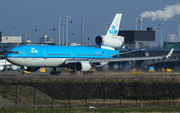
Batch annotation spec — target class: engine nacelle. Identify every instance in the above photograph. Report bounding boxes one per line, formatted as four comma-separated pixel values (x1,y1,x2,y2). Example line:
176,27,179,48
11,65,20,70
74,61,92,72
25,67,40,72
95,35,123,48
0,66,4,71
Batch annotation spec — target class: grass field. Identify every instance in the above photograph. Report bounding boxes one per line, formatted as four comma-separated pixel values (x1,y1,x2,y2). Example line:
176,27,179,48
0,106,180,113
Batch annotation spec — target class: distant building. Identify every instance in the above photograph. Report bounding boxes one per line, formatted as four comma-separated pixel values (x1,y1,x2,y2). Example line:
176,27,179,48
39,35,54,43
69,43,81,46
1,36,22,43
0,31,1,40
118,27,155,43
165,34,177,42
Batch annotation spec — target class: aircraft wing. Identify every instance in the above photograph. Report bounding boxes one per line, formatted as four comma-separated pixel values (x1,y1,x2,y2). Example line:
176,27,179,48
64,56,163,65
111,48,146,57
65,48,174,65
63,56,164,68
91,48,174,63
90,56,163,63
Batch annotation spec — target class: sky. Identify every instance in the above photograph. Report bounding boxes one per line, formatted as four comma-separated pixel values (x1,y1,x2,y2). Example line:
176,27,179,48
0,0,180,46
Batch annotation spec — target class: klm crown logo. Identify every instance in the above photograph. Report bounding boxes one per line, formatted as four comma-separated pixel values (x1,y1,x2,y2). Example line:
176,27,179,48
111,25,116,29
109,25,117,34
31,47,38,53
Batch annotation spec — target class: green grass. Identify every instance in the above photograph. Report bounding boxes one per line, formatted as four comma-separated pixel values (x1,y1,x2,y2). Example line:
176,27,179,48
0,106,180,113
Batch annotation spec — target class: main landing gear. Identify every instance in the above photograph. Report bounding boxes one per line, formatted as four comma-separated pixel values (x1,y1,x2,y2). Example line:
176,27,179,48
50,67,61,75
69,71,94,75
21,66,25,75
83,71,93,75
70,71,76,75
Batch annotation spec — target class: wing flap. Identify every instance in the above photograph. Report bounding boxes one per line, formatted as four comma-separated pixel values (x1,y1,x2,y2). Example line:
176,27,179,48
65,59,91,64
90,56,163,63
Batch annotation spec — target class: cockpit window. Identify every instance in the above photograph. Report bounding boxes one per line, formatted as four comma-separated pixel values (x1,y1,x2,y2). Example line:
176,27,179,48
9,51,19,54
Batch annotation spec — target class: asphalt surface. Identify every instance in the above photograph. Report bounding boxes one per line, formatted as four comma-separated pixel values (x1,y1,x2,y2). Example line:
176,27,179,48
0,70,180,80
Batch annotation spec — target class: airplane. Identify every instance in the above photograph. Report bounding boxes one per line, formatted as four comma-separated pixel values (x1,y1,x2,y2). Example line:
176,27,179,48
5,13,174,75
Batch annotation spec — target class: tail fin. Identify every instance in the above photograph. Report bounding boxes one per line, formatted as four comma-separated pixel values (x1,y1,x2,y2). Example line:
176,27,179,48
165,48,174,59
105,13,122,37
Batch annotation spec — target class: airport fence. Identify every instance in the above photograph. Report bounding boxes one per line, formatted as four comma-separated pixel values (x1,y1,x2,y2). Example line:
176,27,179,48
0,78,180,108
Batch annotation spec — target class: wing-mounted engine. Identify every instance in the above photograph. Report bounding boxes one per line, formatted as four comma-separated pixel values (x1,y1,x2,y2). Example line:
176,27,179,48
74,61,92,72
25,67,40,72
11,65,20,70
0,66,4,71
95,35,123,49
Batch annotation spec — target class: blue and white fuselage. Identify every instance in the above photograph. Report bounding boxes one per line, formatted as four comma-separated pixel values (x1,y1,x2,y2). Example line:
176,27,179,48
6,45,119,67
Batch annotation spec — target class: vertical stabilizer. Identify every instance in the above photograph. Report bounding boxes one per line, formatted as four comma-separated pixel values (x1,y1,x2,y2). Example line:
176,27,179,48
105,13,122,37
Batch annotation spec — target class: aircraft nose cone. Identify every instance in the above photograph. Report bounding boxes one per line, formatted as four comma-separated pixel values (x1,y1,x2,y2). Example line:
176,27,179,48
6,53,12,63
6,53,9,59
6,53,10,58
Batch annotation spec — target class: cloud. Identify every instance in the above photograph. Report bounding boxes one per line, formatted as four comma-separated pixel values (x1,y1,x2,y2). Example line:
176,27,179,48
140,2,180,21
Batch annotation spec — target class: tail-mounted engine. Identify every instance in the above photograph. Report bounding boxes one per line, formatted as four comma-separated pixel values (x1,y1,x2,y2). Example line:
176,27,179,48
95,35,123,48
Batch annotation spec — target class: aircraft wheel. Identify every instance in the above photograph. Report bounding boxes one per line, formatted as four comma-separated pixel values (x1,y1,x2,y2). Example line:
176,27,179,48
21,71,25,75
83,72,88,75
50,71,54,75
70,71,76,75
57,71,61,75
89,71,93,75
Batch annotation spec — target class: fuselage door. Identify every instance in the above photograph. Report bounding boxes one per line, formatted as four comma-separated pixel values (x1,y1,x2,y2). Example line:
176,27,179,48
71,51,75,59
22,50,26,59
105,52,108,58
43,51,47,59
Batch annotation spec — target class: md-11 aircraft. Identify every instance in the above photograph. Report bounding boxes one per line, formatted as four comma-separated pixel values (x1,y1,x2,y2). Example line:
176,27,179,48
6,13,174,75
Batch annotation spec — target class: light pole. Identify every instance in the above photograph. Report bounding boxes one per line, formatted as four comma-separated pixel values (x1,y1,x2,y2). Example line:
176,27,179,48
158,27,161,46
158,24,164,48
175,21,180,42
86,27,89,46
63,16,71,46
12,27,15,36
57,18,63,45
104,23,109,32
61,23,65,46
134,18,139,31
120,25,123,30
53,28,56,43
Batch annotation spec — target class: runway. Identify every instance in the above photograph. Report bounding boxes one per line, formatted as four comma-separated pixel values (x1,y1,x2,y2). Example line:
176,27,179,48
0,70,180,80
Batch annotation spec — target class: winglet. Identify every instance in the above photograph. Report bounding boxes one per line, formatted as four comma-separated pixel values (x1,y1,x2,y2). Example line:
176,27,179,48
165,48,174,59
